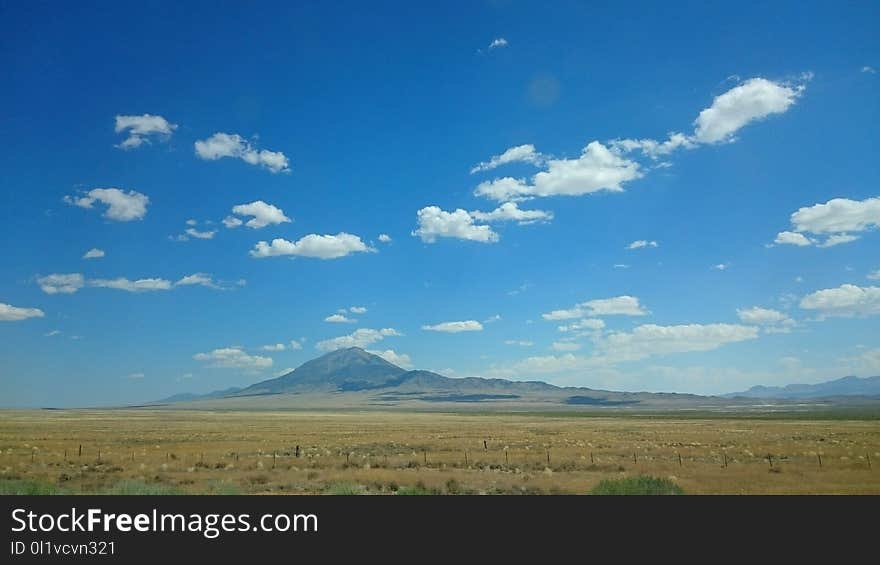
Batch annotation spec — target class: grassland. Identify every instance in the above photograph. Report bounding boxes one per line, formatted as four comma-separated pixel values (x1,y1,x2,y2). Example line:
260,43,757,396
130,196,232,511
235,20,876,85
1,409,878,494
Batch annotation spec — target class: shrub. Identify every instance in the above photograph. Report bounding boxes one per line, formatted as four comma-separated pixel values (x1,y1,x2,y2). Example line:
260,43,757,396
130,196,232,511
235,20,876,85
396,485,433,495
590,476,683,495
324,482,364,495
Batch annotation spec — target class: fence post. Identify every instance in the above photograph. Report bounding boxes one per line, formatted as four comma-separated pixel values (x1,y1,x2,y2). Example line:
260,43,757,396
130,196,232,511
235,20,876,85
633,452,637,464
678,453,682,467
590,452,594,465
767,454,773,468
723,453,728,468
505,449,509,465
423,451,427,465
78,444,82,458
868,454,872,470
464,451,468,466
547,450,551,466
817,454,822,469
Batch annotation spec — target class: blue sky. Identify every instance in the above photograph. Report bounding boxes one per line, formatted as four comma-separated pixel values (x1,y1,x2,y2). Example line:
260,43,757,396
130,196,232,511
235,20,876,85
1,1,879,407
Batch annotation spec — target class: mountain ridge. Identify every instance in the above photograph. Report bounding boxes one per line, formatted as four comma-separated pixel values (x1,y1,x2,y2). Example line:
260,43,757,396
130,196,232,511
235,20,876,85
153,348,880,409
725,375,880,399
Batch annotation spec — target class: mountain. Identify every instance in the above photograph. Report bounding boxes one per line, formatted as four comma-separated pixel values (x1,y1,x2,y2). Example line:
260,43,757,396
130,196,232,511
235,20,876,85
726,376,880,399
231,348,564,397
153,348,880,412
237,347,407,394
156,348,613,406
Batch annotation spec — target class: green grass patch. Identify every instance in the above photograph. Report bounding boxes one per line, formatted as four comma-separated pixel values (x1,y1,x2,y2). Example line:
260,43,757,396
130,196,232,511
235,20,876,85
590,476,683,495
324,482,365,495
0,479,68,495
102,479,182,495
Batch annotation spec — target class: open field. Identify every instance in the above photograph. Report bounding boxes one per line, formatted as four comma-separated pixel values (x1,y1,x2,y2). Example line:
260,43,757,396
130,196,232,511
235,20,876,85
1,409,879,494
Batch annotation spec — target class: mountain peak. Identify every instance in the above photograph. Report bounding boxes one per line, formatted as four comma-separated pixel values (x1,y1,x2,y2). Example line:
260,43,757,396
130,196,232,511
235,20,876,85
237,346,406,395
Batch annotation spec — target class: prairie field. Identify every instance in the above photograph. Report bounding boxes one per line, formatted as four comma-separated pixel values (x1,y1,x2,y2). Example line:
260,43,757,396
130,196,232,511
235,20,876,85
1,409,878,495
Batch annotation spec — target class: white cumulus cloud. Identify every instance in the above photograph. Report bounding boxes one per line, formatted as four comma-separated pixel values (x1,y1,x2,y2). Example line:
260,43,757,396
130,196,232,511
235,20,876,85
229,201,292,229
470,202,553,225
543,296,647,320
693,78,804,144
772,196,880,248
251,233,374,259
475,142,642,201
0,302,45,321
488,37,508,50
184,228,217,240
194,132,290,174
610,133,695,159
557,318,605,333
626,240,658,250
316,328,401,352
773,231,814,247
421,320,484,333
800,284,880,318
367,349,413,369
470,144,543,174
193,347,273,369
325,314,356,323
64,188,149,221
83,248,105,259
37,273,85,295
90,277,173,292
412,206,499,243
38,272,228,294
474,77,805,206
596,323,759,362
114,114,177,149
222,216,244,229
175,273,224,289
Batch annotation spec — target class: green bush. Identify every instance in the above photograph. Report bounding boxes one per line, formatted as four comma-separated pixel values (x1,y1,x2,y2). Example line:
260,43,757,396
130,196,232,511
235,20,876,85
396,485,433,495
324,482,364,495
590,476,683,495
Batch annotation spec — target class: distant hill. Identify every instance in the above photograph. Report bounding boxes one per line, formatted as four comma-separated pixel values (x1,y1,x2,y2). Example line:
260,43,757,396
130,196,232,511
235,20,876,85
158,386,243,403
726,376,880,399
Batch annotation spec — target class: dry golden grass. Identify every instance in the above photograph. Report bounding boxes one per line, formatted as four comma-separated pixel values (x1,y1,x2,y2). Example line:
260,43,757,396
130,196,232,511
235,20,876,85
1,409,878,494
